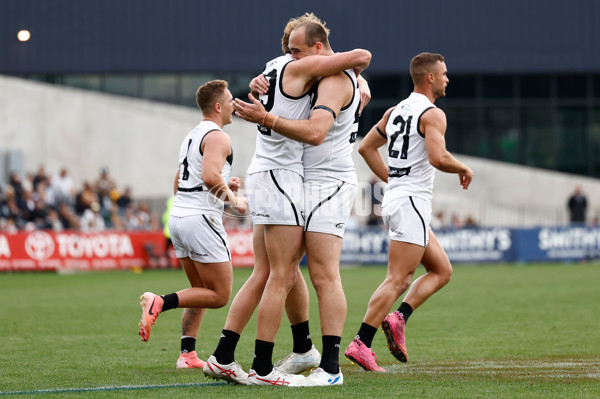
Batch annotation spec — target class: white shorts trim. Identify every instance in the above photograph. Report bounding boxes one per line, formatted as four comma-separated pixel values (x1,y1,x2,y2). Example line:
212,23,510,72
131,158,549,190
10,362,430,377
382,196,431,247
168,214,231,263
304,179,356,238
246,169,304,226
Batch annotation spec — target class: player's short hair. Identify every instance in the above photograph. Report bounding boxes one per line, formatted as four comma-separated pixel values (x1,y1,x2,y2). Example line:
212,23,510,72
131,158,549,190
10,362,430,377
281,13,329,54
293,20,331,51
196,80,228,113
410,53,445,85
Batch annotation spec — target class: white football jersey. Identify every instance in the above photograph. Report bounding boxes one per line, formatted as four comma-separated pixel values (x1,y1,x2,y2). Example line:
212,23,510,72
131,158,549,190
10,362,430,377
246,54,316,176
171,120,233,217
303,69,360,184
384,92,437,202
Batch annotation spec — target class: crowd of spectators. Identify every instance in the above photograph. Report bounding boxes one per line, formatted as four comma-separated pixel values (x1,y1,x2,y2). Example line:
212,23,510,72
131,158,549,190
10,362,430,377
1,168,494,235
0,166,160,234
430,210,478,231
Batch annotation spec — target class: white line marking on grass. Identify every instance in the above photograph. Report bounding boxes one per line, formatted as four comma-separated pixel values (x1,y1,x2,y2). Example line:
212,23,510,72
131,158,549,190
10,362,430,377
0,382,227,396
382,358,600,380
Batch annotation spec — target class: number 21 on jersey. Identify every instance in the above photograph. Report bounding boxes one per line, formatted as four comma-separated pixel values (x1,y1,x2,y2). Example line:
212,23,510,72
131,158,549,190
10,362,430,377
388,114,412,159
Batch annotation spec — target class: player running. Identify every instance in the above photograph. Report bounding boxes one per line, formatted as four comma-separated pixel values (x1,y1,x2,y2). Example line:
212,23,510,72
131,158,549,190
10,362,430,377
345,53,473,371
138,80,247,371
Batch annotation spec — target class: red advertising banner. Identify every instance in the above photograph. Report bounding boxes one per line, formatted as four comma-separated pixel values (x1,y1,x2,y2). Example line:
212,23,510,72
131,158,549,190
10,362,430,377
226,229,254,267
0,229,255,272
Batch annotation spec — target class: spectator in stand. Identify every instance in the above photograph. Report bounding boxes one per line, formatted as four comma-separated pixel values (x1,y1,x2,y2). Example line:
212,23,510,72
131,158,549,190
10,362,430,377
122,204,142,230
464,215,478,229
1,164,164,233
136,201,152,230
9,172,25,209
108,202,126,230
0,217,18,234
58,202,80,230
52,167,75,206
22,172,34,195
80,202,106,232
450,213,463,229
47,208,65,232
75,181,98,215
567,185,587,224
94,167,117,210
20,189,35,222
1,186,25,230
32,179,53,206
28,196,50,229
430,210,447,231
117,186,133,210
33,165,49,192
1,186,15,218
149,211,161,231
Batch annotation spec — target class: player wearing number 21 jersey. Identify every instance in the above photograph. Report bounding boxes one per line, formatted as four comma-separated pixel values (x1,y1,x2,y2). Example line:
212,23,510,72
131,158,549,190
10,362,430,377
345,53,473,372
382,92,437,208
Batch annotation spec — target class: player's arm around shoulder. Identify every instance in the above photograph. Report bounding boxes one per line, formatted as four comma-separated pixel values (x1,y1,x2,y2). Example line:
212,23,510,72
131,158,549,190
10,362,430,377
358,107,395,183
357,75,371,115
249,74,269,97
422,108,474,189
288,49,371,81
235,74,348,146
302,72,351,145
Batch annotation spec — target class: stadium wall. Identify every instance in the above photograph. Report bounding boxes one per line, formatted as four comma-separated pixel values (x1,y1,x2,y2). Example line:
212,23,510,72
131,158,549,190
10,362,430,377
2,75,600,226
0,75,256,199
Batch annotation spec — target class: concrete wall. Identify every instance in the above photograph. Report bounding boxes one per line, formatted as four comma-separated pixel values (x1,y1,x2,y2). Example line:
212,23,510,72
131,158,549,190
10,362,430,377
430,156,600,226
0,75,255,198
2,75,600,226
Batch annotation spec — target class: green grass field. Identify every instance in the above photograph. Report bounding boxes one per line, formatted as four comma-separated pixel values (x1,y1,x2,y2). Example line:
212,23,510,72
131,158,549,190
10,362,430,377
2,262,599,398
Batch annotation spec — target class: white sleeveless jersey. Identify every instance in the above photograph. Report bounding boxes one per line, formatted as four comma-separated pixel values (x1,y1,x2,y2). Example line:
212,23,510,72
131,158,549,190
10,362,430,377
171,120,233,217
303,70,360,184
385,92,437,202
246,54,316,176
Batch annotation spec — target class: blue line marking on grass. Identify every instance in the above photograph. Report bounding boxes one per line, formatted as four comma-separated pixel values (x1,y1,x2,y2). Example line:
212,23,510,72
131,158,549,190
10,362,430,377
0,382,227,396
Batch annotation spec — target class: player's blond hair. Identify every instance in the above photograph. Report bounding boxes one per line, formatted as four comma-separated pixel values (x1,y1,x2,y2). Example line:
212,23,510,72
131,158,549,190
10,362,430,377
410,53,445,85
281,12,330,54
196,80,228,113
